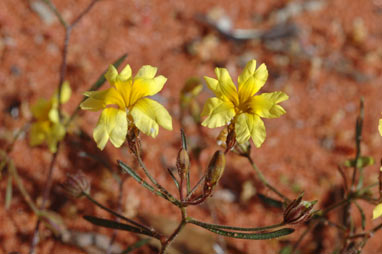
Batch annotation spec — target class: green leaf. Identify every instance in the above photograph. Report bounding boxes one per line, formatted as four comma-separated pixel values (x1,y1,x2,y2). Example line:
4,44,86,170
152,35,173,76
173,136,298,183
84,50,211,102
354,201,366,230
118,160,180,205
188,219,284,232
279,245,293,254
5,175,13,209
180,129,187,150
120,238,150,254
258,193,284,209
167,168,179,189
189,220,294,240
84,215,154,237
88,53,128,92
344,156,374,169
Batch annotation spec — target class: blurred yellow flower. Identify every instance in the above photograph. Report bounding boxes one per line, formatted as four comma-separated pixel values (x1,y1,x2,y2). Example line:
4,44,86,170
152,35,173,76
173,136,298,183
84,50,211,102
80,64,172,150
379,118,382,136
30,81,71,153
373,203,382,220
201,60,288,147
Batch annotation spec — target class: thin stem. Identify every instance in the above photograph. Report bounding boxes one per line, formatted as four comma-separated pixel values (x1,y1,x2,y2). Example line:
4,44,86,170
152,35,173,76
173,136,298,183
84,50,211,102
135,153,179,205
106,178,124,254
70,0,100,27
351,99,363,190
57,28,70,119
6,123,30,153
246,155,290,203
318,198,351,216
29,144,61,254
186,175,205,200
292,220,318,253
159,207,188,254
84,192,160,239
8,159,40,214
347,222,382,239
42,0,68,28
28,1,102,252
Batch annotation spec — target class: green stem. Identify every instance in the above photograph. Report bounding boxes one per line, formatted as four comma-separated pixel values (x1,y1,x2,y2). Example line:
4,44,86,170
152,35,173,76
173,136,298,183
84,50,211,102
246,155,290,203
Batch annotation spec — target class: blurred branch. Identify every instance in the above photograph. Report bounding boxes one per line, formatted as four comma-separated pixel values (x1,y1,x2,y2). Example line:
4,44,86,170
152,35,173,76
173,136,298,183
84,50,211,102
29,1,102,253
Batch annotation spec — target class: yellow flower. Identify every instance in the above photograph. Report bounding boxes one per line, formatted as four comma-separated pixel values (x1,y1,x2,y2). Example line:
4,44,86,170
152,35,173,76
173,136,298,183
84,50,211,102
379,118,382,136
373,203,382,219
201,60,288,147
80,64,172,150
30,81,71,153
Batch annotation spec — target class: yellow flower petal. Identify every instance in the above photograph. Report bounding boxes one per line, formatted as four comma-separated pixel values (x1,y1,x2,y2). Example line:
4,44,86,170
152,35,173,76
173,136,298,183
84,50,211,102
29,121,50,146
105,64,132,85
130,98,172,137
215,67,239,105
93,108,127,150
201,97,236,128
135,65,157,79
235,113,266,147
238,62,268,102
119,64,132,81
105,65,119,84
48,108,60,123
31,99,51,121
379,118,382,136
81,88,125,111
373,203,382,219
129,75,167,105
250,91,288,118
59,81,72,104
238,59,257,85
46,123,66,153
204,76,221,96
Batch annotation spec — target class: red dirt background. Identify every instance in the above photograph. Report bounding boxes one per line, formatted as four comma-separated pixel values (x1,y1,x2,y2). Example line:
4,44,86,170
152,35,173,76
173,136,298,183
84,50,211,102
1,0,382,253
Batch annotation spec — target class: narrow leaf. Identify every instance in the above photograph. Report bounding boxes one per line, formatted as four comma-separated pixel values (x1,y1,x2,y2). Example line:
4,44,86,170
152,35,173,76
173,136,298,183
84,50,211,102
180,129,187,150
258,193,284,209
5,175,13,209
119,161,158,193
189,220,294,240
167,168,179,189
204,226,293,240
118,160,179,205
84,215,154,237
88,53,128,92
120,238,150,254
188,219,284,232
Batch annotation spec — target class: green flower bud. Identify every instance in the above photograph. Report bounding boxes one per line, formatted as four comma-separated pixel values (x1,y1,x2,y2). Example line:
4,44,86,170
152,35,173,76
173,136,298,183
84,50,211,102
204,151,226,193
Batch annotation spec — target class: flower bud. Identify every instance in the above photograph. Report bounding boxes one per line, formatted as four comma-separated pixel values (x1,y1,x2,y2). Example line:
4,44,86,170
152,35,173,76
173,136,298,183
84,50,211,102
283,193,317,224
204,151,226,193
176,148,190,178
61,172,90,198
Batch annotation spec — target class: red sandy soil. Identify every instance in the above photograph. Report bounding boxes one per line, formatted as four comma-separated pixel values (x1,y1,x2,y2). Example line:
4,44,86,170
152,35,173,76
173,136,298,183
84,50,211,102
1,0,382,253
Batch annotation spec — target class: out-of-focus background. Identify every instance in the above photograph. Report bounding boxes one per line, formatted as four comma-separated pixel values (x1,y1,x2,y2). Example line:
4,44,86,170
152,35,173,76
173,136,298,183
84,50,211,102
1,0,382,253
